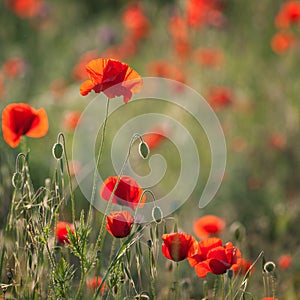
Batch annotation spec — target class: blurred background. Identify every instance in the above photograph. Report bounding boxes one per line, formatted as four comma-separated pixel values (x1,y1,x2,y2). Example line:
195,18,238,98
1,0,300,297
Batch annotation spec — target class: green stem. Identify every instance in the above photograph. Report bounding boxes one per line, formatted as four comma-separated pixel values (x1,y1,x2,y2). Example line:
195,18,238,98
87,98,110,228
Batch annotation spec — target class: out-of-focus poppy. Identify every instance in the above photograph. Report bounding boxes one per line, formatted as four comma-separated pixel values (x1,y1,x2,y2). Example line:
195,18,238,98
122,3,150,41
262,298,278,300
72,50,99,81
2,103,48,148
63,111,81,131
102,38,137,61
142,125,171,150
162,232,198,262
5,0,43,18
147,61,185,83
275,1,300,28
106,210,134,238
80,58,143,103
207,86,233,109
186,0,225,29
190,238,241,278
231,258,253,275
193,47,224,68
193,215,225,239
56,221,75,244
278,254,292,270
100,176,146,210
86,276,106,292
269,133,287,150
271,31,296,54
2,57,26,79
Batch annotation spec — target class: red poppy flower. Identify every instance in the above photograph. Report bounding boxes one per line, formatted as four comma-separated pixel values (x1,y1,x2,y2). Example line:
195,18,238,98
100,176,146,210
56,221,75,244
5,0,43,18
231,258,253,275
190,238,241,278
106,210,134,238
262,298,278,300
207,87,233,109
193,47,224,68
275,1,300,28
269,133,287,150
80,58,143,103
2,103,48,148
278,254,292,270
122,3,150,41
2,57,26,79
142,125,171,150
271,31,296,54
86,276,106,292
162,232,198,262
193,215,225,239
63,111,81,131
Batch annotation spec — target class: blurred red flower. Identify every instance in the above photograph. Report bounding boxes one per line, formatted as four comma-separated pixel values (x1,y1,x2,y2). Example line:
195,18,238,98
86,276,106,292
193,215,225,239
147,60,185,83
2,103,48,148
63,111,81,131
100,176,145,210
275,1,300,28
207,87,233,109
2,57,26,79
143,125,171,150
189,238,241,277
262,298,278,300
193,47,224,68
269,133,287,150
122,3,150,41
80,58,143,103
186,0,225,28
106,210,134,238
73,50,99,81
5,0,43,18
278,254,292,270
162,232,198,262
271,31,296,54
56,221,75,244
231,258,253,275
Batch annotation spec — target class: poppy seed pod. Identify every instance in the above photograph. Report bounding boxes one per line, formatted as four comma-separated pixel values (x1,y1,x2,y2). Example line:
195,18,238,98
152,206,163,224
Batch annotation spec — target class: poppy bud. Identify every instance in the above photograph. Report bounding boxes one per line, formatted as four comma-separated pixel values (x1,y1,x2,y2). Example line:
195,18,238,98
227,269,234,279
264,261,276,273
139,141,150,159
152,206,163,224
52,142,64,160
12,172,23,189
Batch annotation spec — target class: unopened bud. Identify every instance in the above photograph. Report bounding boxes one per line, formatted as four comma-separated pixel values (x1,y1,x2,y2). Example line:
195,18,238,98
264,261,276,273
152,206,163,224
12,172,23,189
227,269,234,279
52,143,64,160
139,141,149,159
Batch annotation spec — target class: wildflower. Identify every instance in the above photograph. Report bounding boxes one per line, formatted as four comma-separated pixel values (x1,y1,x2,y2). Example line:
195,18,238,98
106,210,134,238
63,111,81,131
271,31,296,54
73,50,99,81
122,3,150,41
100,176,145,210
142,125,170,150
2,57,26,79
269,133,287,150
193,47,224,68
5,0,43,18
193,215,225,239
278,254,292,270
189,238,241,278
56,221,75,244
2,103,48,148
262,298,278,300
208,87,233,109
86,276,106,293
162,232,198,262
275,1,300,28
80,58,143,103
231,258,253,275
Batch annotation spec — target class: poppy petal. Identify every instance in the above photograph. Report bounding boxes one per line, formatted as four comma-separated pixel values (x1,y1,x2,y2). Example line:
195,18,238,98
26,108,48,137
80,80,95,96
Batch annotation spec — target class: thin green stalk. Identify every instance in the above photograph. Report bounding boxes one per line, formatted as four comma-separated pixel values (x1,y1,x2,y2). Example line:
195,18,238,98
87,97,110,228
221,274,225,300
